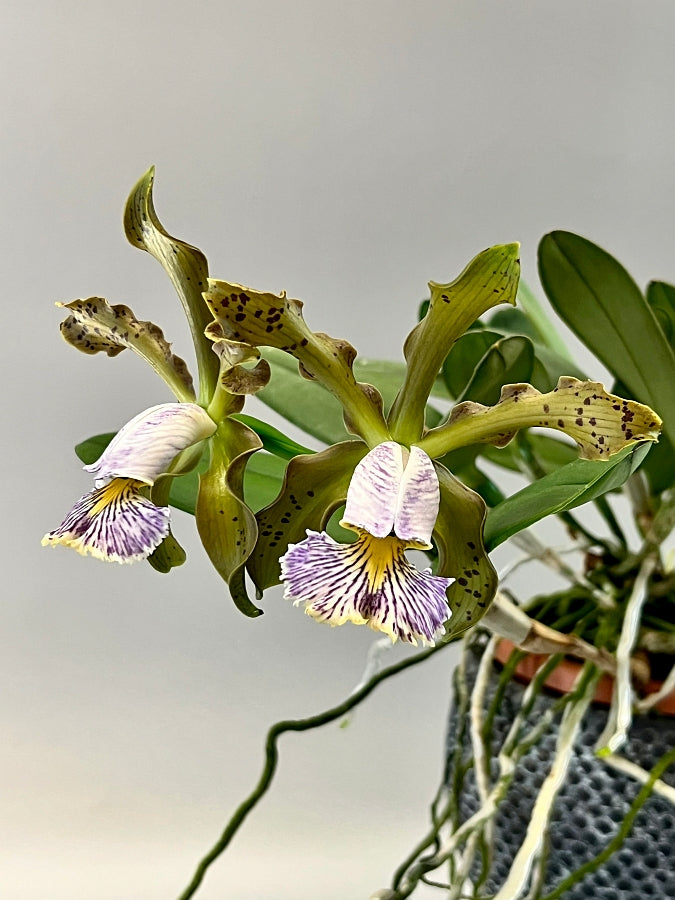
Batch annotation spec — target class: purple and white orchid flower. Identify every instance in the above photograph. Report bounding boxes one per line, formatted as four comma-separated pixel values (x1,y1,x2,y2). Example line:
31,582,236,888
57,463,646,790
43,403,216,563
280,442,454,645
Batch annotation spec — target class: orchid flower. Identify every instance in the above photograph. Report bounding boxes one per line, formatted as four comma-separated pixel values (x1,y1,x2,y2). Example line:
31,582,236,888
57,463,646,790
205,244,661,642
44,169,271,615
280,442,453,644
43,403,216,562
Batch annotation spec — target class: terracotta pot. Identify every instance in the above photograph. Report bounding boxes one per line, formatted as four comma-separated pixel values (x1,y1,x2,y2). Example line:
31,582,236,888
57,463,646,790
494,639,675,716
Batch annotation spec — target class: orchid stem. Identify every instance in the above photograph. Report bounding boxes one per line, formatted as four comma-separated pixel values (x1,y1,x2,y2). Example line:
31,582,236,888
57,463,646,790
175,639,453,900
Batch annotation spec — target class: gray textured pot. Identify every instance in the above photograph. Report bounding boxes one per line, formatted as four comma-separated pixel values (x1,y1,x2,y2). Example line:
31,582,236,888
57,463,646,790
445,640,675,898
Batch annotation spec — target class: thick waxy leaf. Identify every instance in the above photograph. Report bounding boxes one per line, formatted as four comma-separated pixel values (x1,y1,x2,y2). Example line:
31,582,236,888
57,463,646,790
514,280,578,362
124,167,218,404
646,281,675,343
442,330,503,398
418,376,661,460
432,462,497,636
388,244,521,444
539,231,675,450
204,281,390,447
457,334,534,405
196,419,263,617
256,347,442,446
232,413,313,459
248,441,368,592
58,297,195,401
484,443,652,550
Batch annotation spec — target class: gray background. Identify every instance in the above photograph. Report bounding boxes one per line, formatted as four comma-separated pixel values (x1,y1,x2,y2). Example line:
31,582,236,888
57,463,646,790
3,2,675,898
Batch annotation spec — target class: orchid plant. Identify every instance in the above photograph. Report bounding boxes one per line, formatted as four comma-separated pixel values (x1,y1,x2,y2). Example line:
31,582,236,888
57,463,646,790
44,169,675,899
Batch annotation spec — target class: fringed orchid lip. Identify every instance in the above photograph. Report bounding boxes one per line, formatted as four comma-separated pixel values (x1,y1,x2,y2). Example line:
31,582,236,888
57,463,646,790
280,442,454,645
43,403,216,563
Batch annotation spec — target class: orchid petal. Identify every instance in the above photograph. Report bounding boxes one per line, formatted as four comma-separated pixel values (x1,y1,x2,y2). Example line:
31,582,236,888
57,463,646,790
85,403,216,487
42,479,170,563
418,377,662,461
281,530,453,645
203,280,390,447
58,297,195,402
196,418,264,617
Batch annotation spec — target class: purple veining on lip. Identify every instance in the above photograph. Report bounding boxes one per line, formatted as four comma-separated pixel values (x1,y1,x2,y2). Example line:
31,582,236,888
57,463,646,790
42,481,170,563
281,530,453,645
85,403,216,487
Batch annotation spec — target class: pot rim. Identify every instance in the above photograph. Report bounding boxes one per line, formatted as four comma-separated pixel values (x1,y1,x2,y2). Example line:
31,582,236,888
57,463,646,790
494,639,675,717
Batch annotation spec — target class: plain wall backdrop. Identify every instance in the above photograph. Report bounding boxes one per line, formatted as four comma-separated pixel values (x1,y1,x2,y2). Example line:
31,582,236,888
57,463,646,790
3,2,675,898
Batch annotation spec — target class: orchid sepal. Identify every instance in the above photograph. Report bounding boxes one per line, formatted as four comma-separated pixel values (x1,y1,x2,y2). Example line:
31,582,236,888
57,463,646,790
417,377,662,461
124,167,218,405
388,244,521,445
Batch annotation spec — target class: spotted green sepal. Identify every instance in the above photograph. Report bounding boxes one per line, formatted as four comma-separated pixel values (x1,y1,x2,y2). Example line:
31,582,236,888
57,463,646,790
58,298,195,402
196,418,264,617
247,441,368,593
418,377,662,461
147,529,187,573
432,461,497,637
203,280,390,447
388,244,521,444
124,167,218,405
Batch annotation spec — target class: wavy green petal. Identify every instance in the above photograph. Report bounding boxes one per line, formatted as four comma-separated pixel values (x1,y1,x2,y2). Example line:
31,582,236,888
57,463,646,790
248,441,368,593
432,461,497,636
388,244,521,444
196,419,263,617
204,281,390,447
124,167,218,404
58,297,195,401
418,377,661,460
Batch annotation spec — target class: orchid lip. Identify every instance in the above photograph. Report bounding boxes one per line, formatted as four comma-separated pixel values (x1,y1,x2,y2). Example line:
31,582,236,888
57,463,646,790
280,441,452,644
44,402,216,564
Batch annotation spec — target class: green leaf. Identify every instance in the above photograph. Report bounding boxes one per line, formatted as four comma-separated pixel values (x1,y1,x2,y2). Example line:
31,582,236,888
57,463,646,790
124,167,218,405
232,413,313,459
515,279,578,363
646,280,675,343
484,443,652,550
442,330,503,398
457,334,534,406
538,231,675,451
